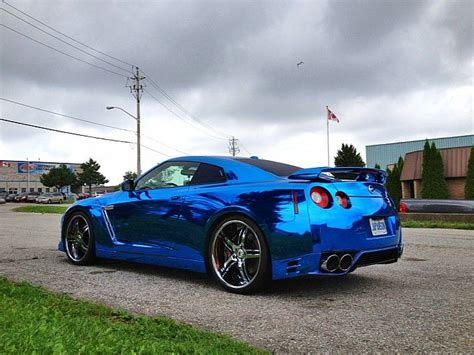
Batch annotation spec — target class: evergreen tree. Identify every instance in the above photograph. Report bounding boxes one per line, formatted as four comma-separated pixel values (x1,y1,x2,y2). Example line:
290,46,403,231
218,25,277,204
76,158,109,194
40,164,77,191
421,141,449,199
334,144,365,167
374,163,381,169
465,146,474,199
123,171,138,181
386,157,404,208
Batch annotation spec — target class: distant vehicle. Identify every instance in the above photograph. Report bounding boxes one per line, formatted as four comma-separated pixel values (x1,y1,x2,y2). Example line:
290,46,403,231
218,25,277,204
59,156,403,294
0,197,5,204
14,193,29,202
0,192,8,199
92,192,105,197
399,199,474,214
36,193,64,204
77,193,91,200
26,192,41,202
5,193,18,202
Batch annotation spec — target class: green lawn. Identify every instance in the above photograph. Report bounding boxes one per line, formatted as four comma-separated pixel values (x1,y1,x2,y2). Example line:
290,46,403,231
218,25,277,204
402,220,474,230
0,278,265,354
12,205,68,214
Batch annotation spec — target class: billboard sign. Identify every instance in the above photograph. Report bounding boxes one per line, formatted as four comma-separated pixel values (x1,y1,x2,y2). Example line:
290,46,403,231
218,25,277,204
17,162,73,174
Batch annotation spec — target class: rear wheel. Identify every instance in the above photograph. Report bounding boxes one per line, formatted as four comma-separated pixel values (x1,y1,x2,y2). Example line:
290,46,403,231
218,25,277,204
64,211,96,265
208,216,269,294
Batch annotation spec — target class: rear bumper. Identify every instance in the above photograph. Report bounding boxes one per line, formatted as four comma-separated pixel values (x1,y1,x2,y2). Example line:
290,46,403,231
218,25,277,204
272,243,403,280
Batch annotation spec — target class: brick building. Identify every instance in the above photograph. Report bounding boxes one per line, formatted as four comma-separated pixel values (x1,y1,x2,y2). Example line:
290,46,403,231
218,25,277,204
400,146,471,199
0,160,82,194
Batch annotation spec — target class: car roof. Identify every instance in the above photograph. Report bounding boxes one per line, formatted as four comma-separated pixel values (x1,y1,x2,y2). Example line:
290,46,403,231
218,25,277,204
156,156,290,183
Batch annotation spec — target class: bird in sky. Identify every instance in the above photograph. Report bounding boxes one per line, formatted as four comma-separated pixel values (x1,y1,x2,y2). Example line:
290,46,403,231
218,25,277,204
297,61,304,67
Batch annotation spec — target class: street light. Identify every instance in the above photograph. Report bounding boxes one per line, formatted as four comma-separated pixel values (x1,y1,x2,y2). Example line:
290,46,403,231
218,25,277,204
106,106,141,175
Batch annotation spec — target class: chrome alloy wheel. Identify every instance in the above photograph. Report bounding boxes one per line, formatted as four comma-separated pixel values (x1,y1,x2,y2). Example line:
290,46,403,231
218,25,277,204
211,220,262,289
65,214,91,262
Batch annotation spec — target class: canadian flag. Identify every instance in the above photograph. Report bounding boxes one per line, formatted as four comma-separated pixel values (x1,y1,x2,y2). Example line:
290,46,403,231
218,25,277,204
327,107,340,123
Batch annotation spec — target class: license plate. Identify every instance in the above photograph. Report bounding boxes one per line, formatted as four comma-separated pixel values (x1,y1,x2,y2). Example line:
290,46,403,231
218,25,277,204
369,218,387,236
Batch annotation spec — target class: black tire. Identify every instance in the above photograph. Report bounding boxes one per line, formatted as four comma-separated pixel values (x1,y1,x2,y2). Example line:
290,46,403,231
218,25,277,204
64,211,96,266
207,215,270,294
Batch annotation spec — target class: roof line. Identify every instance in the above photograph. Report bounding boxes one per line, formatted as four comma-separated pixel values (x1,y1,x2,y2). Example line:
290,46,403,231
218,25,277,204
404,145,473,155
365,134,473,148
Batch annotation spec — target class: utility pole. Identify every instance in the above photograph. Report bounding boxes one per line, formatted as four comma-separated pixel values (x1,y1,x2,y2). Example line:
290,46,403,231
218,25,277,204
127,67,145,175
228,136,240,156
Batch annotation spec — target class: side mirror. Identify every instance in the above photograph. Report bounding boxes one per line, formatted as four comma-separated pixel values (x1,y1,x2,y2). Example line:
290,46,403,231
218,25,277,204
121,179,135,192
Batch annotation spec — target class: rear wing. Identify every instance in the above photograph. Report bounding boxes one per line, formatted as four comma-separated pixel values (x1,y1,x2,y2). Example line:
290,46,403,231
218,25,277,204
288,167,387,184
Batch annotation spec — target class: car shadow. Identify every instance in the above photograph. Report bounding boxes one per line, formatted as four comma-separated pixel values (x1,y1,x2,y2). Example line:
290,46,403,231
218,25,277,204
58,256,398,297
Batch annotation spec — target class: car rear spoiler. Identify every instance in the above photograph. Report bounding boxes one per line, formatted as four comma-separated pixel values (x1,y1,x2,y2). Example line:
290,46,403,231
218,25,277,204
288,167,387,184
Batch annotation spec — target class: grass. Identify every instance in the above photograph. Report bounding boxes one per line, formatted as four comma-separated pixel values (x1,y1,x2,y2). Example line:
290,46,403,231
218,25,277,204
0,277,265,354
12,205,68,214
402,220,474,230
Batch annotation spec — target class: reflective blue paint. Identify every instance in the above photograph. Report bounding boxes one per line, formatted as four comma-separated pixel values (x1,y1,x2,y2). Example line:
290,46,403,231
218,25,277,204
59,156,403,281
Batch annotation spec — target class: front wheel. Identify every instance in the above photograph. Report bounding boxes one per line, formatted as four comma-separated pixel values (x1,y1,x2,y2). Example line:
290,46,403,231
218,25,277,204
208,216,270,294
64,211,96,265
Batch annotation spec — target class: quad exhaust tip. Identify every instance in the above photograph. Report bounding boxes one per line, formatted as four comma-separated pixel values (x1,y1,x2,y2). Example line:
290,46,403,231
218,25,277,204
339,254,353,272
321,253,353,273
321,254,339,272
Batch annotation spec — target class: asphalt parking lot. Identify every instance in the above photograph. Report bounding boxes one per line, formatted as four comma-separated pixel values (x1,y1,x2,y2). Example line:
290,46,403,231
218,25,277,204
0,203,472,353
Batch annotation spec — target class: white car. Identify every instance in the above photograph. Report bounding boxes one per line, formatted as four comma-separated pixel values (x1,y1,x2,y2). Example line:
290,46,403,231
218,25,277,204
36,193,64,204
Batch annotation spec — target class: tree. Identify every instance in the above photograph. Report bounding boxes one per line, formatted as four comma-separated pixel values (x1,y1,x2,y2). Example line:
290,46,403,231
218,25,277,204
465,146,474,199
386,157,404,208
374,163,381,169
40,164,76,191
334,144,365,167
123,171,137,181
421,141,449,199
76,158,109,194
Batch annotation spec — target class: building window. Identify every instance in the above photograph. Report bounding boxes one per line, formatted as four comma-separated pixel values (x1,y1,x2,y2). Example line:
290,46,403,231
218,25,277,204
38,188,42,193
45,188,50,192
0,188,5,192
21,188,26,193
30,188,34,192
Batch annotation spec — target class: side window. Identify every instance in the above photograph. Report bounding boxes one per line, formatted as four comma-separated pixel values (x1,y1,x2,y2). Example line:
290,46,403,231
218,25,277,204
135,162,200,190
190,163,226,185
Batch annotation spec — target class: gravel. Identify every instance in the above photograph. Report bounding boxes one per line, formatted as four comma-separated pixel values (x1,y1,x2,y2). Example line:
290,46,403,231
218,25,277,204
0,204,473,352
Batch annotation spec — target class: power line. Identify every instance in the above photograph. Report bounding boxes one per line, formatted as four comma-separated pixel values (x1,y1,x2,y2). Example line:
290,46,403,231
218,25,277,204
141,134,189,155
1,7,132,74
239,142,252,156
1,0,134,68
0,97,135,133
0,117,133,143
144,89,227,141
141,144,171,157
0,23,128,78
142,71,231,139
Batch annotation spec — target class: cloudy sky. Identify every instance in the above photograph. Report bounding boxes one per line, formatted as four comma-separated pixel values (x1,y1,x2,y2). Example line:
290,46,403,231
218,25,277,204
1,0,472,183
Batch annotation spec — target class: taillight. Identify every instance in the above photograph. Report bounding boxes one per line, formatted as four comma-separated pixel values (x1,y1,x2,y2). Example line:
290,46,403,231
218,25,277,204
336,191,350,209
310,187,331,208
399,202,407,213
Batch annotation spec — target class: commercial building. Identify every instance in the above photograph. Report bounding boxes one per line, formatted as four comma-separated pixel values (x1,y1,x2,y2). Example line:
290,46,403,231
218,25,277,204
365,134,473,200
0,160,82,194
366,134,473,169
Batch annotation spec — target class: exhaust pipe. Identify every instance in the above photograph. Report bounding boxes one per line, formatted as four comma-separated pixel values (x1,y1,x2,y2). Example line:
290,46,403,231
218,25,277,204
321,254,340,272
339,254,353,272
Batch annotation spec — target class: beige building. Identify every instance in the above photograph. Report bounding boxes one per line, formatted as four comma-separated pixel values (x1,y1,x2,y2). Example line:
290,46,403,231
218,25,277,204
400,146,471,200
0,160,82,194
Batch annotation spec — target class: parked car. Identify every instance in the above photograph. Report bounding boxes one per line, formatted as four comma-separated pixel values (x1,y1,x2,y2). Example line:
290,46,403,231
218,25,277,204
36,192,64,204
0,197,5,204
59,156,403,294
14,193,29,202
77,193,91,200
26,192,41,202
5,193,18,202
400,199,474,214
0,192,8,199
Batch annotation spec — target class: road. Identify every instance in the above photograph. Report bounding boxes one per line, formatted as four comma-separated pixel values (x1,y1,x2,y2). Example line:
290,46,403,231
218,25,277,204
0,203,472,352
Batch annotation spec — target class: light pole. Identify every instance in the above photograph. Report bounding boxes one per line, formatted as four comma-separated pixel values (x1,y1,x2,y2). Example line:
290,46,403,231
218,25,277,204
106,106,141,175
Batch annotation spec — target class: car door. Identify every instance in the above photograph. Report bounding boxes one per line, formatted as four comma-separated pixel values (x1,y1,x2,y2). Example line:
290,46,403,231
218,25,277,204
105,161,199,257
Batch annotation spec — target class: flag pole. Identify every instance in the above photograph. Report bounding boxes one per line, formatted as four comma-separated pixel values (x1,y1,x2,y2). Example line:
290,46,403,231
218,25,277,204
326,106,330,166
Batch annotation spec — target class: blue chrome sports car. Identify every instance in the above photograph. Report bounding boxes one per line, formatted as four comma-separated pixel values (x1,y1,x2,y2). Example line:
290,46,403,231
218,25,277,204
59,156,403,294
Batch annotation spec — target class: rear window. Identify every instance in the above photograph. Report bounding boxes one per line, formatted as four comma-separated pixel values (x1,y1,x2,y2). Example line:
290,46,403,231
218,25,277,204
234,158,301,177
